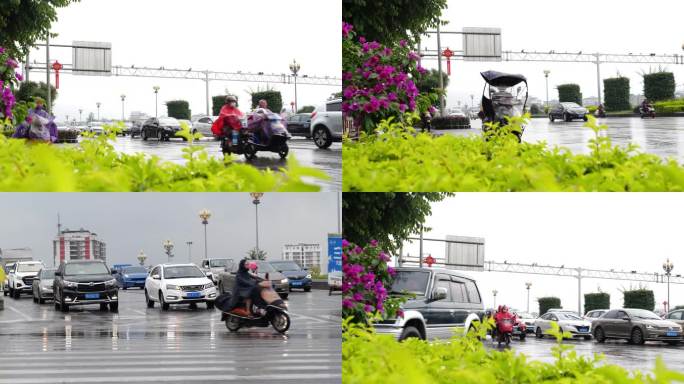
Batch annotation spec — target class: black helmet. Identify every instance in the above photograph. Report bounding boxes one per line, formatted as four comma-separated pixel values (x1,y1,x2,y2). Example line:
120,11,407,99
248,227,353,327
225,95,238,104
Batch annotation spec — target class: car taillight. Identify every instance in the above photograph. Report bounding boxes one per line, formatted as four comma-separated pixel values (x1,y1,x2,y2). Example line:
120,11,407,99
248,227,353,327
311,112,317,120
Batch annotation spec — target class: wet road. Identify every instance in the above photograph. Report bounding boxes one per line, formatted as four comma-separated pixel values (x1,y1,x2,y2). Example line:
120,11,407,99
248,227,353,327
484,333,684,372
62,136,341,191
0,289,341,384
440,116,684,162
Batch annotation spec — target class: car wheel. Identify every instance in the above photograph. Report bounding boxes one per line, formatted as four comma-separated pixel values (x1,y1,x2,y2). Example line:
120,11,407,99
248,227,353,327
304,286,311,292
60,292,69,313
631,328,645,345
142,130,148,141
583,115,588,122
13,289,20,299
594,327,606,343
8,287,13,297
109,302,118,312
535,327,543,338
225,317,241,332
157,129,163,141
564,113,571,122
160,292,169,311
313,127,332,149
549,114,555,122
145,290,154,308
39,297,45,304
520,333,526,341
206,301,215,310
399,326,422,341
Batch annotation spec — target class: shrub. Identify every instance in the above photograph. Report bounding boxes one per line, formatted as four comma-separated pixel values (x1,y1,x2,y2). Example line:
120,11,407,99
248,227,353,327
623,288,655,311
297,105,315,113
674,305,684,311
166,100,190,120
654,99,684,114
430,115,470,129
56,128,79,143
212,95,227,116
13,81,57,105
250,90,282,113
586,105,598,114
343,113,684,191
538,297,561,315
557,84,582,105
603,77,631,111
643,72,675,101
530,104,542,115
584,292,610,314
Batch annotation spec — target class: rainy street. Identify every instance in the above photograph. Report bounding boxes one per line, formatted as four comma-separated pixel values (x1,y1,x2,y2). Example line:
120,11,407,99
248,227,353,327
441,116,684,162
0,289,341,384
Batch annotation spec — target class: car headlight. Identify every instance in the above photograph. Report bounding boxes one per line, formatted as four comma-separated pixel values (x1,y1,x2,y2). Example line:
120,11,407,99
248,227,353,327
64,280,78,289
306,274,312,279
203,283,214,289
166,284,179,290
105,279,117,287
123,274,129,278
646,324,655,329
280,278,289,284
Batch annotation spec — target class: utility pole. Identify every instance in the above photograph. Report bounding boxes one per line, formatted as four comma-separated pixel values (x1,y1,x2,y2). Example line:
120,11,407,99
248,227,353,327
46,33,51,114
436,23,445,116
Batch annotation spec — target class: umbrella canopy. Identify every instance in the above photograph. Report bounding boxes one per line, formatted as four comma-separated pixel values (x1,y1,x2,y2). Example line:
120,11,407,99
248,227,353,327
480,70,527,87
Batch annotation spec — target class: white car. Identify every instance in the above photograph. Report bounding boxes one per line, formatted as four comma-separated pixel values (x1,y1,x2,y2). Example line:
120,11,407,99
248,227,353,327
310,99,342,149
513,310,537,333
535,311,592,340
88,121,105,135
144,263,217,310
192,116,219,138
448,109,466,118
7,261,44,299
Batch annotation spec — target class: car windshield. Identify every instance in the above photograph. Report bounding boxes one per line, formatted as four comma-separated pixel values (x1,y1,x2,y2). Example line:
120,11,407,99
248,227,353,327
391,271,430,295
270,261,301,271
557,313,582,320
17,263,44,273
561,102,581,108
65,263,109,275
209,259,233,268
164,266,205,279
40,269,56,278
159,118,179,126
122,267,147,274
628,309,661,320
254,261,276,273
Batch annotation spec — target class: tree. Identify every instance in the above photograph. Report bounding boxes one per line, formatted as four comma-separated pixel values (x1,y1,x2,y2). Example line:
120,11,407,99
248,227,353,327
297,105,315,113
343,192,451,253
250,90,282,113
584,292,610,314
166,100,190,120
603,77,631,111
343,0,448,44
557,84,582,105
0,0,81,57
538,297,561,316
643,72,675,102
246,247,267,260
14,81,57,104
415,68,449,94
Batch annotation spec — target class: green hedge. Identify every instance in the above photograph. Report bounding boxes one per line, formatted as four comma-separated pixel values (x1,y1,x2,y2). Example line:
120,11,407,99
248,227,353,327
644,72,675,102
623,289,655,311
538,297,561,315
674,305,684,310
430,115,470,129
603,77,630,111
584,292,610,314
166,100,190,120
298,105,316,113
251,90,282,112
654,99,684,113
212,95,227,116
557,84,582,105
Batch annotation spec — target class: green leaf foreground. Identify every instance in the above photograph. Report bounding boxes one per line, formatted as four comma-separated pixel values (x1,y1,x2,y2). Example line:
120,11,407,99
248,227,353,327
343,113,684,191
342,318,684,384
0,121,328,191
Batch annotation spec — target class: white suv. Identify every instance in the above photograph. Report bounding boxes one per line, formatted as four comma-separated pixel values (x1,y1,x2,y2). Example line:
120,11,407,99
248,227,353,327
310,98,342,149
144,263,217,310
8,261,44,299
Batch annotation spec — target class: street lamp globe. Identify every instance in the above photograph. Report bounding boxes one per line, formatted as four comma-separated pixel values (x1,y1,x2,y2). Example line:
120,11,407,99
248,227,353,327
120,94,126,101
199,209,211,225
543,69,550,77
153,86,160,94
289,60,301,76
663,259,674,274
250,192,264,205
163,239,174,253
137,250,147,266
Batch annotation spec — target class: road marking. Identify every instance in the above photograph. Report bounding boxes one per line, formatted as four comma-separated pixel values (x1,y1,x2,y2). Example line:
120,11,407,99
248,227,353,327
289,312,338,324
0,373,340,383
5,304,32,321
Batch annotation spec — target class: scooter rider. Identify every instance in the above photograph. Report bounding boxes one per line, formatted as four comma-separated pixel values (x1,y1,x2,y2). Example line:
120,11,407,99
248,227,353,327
211,95,244,145
226,259,283,317
641,98,653,112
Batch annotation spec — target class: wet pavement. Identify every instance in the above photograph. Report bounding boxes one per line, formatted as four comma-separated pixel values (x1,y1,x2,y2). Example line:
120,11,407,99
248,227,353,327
60,136,341,191
0,289,341,383
440,116,684,163
484,333,684,372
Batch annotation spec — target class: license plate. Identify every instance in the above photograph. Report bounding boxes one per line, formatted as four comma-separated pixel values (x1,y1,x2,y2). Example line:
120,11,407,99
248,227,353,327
85,293,99,299
577,327,588,333
186,291,201,298
666,331,679,337
291,281,302,286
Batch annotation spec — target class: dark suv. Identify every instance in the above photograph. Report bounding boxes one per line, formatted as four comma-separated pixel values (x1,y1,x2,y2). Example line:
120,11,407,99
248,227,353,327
374,267,485,341
54,260,119,312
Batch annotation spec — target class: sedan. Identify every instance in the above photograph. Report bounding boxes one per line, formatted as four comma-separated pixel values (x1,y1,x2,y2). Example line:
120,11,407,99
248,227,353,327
286,113,312,138
269,260,312,292
584,309,609,321
535,311,592,340
593,308,683,345
192,116,219,138
144,263,216,310
129,120,144,138
549,102,589,122
514,310,537,333
141,117,183,141
217,260,289,299
32,268,56,303
664,309,684,327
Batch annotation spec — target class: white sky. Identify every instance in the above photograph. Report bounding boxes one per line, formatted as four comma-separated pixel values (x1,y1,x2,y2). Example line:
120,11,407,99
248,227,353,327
400,194,683,314
417,0,684,109
20,0,341,121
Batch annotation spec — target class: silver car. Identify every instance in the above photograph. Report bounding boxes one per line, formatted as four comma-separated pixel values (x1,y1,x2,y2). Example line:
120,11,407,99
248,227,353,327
192,116,219,138
584,309,609,321
535,311,592,340
32,268,56,303
310,99,342,149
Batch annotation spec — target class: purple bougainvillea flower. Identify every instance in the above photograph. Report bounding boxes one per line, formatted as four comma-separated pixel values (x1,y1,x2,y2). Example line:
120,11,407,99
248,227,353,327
370,240,378,247
388,92,398,102
398,309,405,318
399,103,407,112
364,304,374,313
359,36,366,44
0,47,5,54
353,245,363,254
362,103,374,113
388,267,397,277
343,87,355,99
353,292,363,302
399,40,408,48
342,299,354,309
407,52,420,62
417,66,428,75
342,239,350,248
15,72,23,81
6,58,18,68
342,22,354,38
350,102,359,111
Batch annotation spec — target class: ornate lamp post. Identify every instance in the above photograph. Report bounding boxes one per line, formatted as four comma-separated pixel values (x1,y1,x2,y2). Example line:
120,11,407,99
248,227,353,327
543,70,551,110
663,259,674,313
289,60,301,112
525,282,532,313
137,250,147,266
153,86,160,117
250,193,264,254
96,102,101,121
493,289,498,308
120,94,126,121
163,240,174,263
199,209,211,260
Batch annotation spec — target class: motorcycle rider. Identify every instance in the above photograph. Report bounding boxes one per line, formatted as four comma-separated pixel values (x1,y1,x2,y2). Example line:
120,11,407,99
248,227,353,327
494,305,516,328
211,95,244,146
641,98,653,113
226,259,283,317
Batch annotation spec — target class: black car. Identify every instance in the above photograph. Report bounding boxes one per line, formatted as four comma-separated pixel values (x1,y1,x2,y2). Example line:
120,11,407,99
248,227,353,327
129,120,144,138
373,267,485,341
286,113,312,138
53,260,119,312
549,102,589,122
269,260,312,292
141,117,183,141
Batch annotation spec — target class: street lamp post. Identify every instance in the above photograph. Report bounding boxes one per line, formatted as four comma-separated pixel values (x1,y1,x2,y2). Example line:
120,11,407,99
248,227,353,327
493,289,498,308
543,70,550,110
79,109,83,124
163,240,174,263
96,102,101,121
250,193,264,254
663,259,674,313
137,250,147,267
525,282,532,313
289,60,301,113
153,86,160,118
186,241,193,263
120,94,126,121
199,209,211,260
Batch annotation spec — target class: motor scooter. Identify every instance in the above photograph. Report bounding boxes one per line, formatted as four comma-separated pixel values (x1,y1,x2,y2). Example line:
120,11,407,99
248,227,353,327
479,70,529,142
496,317,514,346
640,105,656,119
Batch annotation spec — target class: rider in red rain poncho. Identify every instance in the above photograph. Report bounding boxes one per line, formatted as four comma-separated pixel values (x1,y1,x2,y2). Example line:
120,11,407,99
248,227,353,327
211,95,244,138
494,305,516,325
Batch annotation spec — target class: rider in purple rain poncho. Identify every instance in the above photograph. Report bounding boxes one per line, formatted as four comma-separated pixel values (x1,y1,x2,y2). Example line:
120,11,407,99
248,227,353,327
12,98,58,142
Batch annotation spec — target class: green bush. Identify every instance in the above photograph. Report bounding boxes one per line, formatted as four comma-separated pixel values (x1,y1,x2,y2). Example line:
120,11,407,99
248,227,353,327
14,81,57,105
586,105,598,114
654,99,684,114
297,105,315,113
343,113,684,191
674,305,684,311
584,292,610,314
603,77,631,111
430,115,470,129
643,72,675,102
530,104,542,115
251,90,282,113
342,318,684,384
538,297,561,315
623,289,655,311
166,100,190,120
557,84,582,105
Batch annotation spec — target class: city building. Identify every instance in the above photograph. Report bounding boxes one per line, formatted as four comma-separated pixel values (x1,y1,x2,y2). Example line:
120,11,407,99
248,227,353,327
282,243,321,270
53,228,107,265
